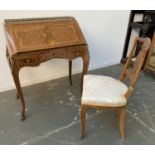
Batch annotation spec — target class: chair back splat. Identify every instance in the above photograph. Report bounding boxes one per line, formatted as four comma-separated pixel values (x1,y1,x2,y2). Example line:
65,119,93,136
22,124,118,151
119,37,151,99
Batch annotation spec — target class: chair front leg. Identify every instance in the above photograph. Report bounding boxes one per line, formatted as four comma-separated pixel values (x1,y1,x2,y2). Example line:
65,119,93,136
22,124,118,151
119,106,126,140
80,104,87,139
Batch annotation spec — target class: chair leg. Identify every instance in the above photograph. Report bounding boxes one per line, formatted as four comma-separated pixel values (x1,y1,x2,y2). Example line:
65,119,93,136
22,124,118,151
80,105,87,139
119,107,126,140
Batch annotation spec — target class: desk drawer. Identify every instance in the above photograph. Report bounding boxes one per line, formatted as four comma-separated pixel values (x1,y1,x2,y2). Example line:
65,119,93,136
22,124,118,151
67,46,84,59
19,56,40,66
41,49,68,61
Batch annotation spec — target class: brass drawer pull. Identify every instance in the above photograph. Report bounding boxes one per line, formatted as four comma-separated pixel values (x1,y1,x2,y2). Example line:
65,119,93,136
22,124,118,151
26,59,31,63
52,53,56,56
75,51,80,55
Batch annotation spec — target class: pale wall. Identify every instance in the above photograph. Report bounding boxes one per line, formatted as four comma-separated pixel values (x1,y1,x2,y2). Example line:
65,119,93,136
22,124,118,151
0,10,130,92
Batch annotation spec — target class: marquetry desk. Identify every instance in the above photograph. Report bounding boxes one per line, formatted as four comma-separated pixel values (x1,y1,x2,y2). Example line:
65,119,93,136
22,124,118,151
4,17,90,120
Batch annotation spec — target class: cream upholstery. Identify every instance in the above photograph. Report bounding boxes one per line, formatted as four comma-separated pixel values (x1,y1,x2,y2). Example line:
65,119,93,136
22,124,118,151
81,75,128,107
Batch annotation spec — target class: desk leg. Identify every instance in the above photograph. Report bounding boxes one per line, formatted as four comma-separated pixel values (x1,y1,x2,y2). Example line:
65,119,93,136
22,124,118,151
12,68,26,121
69,60,72,85
16,90,19,99
81,51,90,93
6,50,25,120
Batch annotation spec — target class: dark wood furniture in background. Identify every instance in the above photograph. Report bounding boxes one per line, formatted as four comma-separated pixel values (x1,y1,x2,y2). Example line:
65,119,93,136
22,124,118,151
121,10,155,63
145,31,155,72
4,16,90,120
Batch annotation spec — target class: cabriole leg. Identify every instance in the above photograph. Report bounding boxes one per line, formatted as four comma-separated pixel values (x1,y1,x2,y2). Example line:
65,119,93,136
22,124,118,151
69,60,72,85
81,50,90,93
12,68,26,121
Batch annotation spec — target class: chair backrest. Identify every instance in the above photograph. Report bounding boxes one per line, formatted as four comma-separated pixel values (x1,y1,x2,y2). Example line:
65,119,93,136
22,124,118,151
119,37,151,99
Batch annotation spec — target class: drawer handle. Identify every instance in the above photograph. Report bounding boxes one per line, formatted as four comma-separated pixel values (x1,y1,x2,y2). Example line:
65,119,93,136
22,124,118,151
24,59,31,63
75,51,80,55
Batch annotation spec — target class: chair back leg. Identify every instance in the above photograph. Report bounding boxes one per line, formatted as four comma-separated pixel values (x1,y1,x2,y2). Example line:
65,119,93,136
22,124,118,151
119,106,126,139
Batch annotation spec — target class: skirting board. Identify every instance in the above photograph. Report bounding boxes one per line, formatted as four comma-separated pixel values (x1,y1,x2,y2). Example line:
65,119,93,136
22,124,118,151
0,59,119,92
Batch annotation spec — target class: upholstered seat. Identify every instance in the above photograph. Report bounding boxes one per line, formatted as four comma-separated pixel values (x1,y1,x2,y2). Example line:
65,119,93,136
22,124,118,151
82,75,128,107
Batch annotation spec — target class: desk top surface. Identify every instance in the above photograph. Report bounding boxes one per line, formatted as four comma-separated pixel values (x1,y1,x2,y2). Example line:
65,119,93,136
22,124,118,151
4,16,87,55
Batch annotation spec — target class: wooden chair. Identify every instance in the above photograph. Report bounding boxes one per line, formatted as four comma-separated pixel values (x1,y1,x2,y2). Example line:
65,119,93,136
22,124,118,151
80,37,151,139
